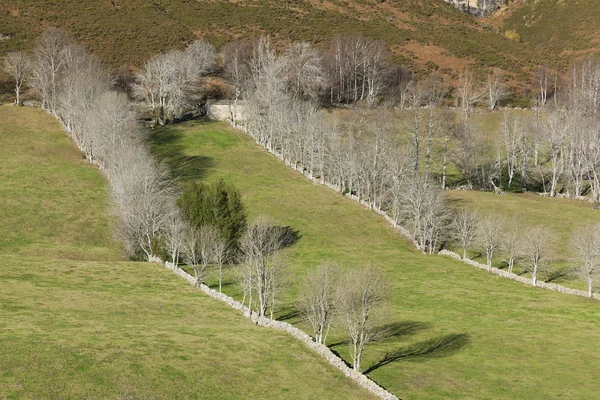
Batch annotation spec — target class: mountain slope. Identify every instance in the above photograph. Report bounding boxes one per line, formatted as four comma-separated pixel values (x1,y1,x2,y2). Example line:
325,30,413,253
487,0,600,67
0,0,545,80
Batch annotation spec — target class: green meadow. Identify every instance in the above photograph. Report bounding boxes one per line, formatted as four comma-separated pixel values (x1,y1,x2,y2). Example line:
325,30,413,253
0,105,374,399
151,118,600,399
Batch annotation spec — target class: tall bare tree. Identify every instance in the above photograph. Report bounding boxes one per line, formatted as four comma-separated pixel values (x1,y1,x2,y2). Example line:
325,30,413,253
487,68,509,111
336,265,390,372
453,209,478,259
478,214,504,270
3,51,30,105
30,28,71,114
239,216,289,318
523,226,551,287
297,263,339,345
572,224,600,298
501,221,521,274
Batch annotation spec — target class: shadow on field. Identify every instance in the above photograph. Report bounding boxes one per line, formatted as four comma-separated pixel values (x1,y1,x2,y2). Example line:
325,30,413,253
148,120,215,182
364,333,470,374
328,321,430,348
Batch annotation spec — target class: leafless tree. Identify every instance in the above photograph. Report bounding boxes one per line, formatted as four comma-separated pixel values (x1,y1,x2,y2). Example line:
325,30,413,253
400,174,448,254
522,226,551,287
109,147,176,261
297,263,339,345
501,220,521,274
3,51,30,105
542,111,569,196
132,40,215,125
453,209,478,259
457,69,485,118
163,211,187,269
282,42,325,102
572,224,600,298
183,226,202,285
30,28,71,114
487,69,509,111
477,214,504,270
197,225,219,286
214,236,229,292
222,40,249,126
336,265,390,372
501,113,525,189
239,216,289,318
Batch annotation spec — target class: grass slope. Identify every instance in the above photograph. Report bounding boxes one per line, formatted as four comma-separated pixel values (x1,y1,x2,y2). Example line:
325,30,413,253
0,105,374,399
500,0,600,63
0,0,544,80
151,118,600,399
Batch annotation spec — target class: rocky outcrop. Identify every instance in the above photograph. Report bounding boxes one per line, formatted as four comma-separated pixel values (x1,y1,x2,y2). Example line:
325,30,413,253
443,0,507,17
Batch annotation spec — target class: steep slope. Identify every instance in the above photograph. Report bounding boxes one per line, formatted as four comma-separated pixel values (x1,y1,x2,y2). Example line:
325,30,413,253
0,105,375,399
151,118,600,399
487,0,600,68
0,0,544,80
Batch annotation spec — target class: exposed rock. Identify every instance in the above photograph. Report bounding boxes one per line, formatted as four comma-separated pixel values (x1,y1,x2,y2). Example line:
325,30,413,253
443,0,507,17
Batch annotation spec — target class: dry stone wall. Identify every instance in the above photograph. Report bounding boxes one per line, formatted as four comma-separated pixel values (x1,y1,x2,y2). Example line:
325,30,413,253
162,261,399,400
438,250,600,300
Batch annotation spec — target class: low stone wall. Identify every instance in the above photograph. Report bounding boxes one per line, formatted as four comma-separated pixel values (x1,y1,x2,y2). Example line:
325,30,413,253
438,250,600,300
162,261,399,400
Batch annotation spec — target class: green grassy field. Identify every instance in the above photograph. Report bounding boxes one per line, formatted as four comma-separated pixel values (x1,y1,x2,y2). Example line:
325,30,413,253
446,190,600,287
0,105,375,399
151,118,600,399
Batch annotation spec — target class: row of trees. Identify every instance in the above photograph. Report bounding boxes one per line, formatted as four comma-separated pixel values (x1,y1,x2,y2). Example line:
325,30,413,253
453,210,600,297
18,30,400,346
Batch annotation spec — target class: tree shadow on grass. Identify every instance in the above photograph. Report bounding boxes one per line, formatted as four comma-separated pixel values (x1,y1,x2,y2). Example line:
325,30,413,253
328,321,430,348
276,305,300,322
363,333,471,374
147,121,216,182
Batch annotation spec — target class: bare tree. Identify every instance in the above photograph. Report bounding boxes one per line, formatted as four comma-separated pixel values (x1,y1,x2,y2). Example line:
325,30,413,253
400,173,448,254
214,236,229,292
453,209,478,259
457,69,485,118
132,40,215,125
282,42,325,102
109,147,176,261
30,28,71,114
183,226,202,285
501,221,521,274
523,226,551,287
297,263,339,345
3,51,30,105
487,68,509,111
478,214,504,270
222,40,249,126
501,113,525,189
164,211,187,268
572,224,600,298
336,265,390,372
239,216,289,318
198,225,219,286
543,111,569,197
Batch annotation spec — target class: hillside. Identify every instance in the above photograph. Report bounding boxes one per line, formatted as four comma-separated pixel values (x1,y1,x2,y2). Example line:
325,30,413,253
0,0,546,81
150,118,600,399
0,105,374,399
486,0,600,68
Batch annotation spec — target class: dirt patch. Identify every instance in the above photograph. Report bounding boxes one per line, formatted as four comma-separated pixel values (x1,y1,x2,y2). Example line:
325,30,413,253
399,42,473,73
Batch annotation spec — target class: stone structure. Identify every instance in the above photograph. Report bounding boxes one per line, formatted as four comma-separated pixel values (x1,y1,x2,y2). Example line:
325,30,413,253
207,100,246,123
443,0,507,17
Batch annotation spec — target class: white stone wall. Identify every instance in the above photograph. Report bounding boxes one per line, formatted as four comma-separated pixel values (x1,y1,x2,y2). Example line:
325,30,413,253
162,261,399,400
